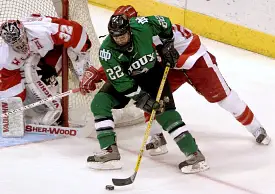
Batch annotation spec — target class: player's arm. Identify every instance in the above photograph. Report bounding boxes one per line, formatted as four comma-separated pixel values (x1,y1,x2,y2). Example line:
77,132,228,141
146,15,173,39
50,18,91,52
50,18,92,80
146,16,179,67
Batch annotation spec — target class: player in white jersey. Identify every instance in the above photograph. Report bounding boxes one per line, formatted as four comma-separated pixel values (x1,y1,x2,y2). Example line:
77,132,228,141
145,23,271,155
114,6,271,154
0,15,92,126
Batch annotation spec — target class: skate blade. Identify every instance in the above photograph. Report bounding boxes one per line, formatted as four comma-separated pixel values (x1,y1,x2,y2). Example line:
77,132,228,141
149,145,168,156
181,161,210,174
259,135,271,145
87,160,122,170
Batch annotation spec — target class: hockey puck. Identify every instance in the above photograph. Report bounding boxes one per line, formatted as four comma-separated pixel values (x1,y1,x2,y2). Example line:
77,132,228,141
105,185,114,190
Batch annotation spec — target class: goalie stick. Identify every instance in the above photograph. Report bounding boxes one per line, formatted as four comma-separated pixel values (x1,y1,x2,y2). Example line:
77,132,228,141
24,123,92,138
112,64,171,186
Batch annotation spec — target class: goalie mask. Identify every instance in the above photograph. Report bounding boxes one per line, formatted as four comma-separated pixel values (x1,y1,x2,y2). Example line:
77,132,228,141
0,20,29,54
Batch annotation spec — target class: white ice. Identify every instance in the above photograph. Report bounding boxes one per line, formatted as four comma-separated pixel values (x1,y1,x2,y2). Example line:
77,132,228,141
1,5,275,194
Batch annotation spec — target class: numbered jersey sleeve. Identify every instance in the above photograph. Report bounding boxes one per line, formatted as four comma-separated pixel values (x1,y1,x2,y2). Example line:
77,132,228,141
99,39,137,95
22,16,91,59
50,18,90,53
131,16,173,40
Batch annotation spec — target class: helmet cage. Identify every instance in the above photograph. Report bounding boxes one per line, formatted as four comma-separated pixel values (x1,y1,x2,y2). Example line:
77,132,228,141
0,20,29,54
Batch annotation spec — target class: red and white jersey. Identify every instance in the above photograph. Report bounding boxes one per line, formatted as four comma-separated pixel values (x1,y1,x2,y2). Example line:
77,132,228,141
153,24,207,70
0,15,90,100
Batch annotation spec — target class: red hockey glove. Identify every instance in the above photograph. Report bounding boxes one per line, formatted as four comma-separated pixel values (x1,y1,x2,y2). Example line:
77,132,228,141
79,66,102,95
97,66,108,82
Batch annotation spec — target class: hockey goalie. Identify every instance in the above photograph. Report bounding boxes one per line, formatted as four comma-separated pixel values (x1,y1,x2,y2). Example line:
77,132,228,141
0,14,93,137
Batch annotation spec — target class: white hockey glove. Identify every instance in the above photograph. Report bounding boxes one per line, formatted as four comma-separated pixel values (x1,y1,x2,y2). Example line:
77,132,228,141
67,48,92,81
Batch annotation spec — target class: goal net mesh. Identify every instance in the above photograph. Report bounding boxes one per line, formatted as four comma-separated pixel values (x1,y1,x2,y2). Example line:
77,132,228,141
0,0,144,133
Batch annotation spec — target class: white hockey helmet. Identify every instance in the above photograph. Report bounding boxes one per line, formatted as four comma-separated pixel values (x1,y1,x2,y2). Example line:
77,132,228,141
0,20,29,54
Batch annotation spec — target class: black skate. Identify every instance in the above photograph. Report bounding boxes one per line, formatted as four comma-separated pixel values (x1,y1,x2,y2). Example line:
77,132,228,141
87,144,122,170
146,133,168,156
253,127,271,145
179,150,209,174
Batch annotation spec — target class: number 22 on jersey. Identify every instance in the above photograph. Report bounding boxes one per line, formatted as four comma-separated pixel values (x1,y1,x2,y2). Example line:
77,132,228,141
106,66,124,80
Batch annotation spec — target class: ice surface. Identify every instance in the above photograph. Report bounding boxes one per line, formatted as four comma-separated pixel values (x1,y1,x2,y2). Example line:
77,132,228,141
0,5,274,194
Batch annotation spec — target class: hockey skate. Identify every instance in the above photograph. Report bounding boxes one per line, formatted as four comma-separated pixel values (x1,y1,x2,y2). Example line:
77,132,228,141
179,150,210,174
87,144,122,170
146,133,168,156
252,127,271,145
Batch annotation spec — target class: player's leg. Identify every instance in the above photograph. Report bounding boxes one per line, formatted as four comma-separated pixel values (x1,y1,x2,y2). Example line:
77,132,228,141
138,64,209,173
185,52,270,144
88,82,131,170
145,69,188,156
24,55,62,125
145,117,168,156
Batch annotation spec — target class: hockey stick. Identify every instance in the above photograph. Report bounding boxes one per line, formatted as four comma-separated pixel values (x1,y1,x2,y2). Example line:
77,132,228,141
1,88,80,117
112,64,170,186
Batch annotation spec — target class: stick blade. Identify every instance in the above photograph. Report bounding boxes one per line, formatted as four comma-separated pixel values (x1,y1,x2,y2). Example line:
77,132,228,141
112,173,136,186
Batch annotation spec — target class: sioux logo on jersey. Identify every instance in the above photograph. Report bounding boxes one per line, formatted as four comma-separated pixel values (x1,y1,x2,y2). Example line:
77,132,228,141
99,49,111,61
128,52,155,75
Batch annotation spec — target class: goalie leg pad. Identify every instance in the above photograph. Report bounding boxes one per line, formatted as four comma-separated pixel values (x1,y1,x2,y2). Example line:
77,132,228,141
24,57,62,125
0,97,24,137
24,109,62,126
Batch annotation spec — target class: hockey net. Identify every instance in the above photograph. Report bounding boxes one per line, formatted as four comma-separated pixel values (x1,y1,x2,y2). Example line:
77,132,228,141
0,0,144,132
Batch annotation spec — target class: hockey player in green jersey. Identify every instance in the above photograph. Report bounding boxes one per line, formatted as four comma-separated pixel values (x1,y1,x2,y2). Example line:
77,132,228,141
81,14,209,173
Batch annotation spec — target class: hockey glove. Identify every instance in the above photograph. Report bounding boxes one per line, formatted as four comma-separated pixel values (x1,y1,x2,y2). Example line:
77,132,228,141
79,66,102,95
160,38,179,68
134,91,169,114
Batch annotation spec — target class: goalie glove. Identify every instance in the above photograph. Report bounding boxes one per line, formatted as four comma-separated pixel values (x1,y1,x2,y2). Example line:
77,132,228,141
79,66,102,95
67,48,92,81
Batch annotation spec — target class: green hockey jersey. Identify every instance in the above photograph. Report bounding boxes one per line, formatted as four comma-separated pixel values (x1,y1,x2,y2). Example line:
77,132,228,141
99,15,172,97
